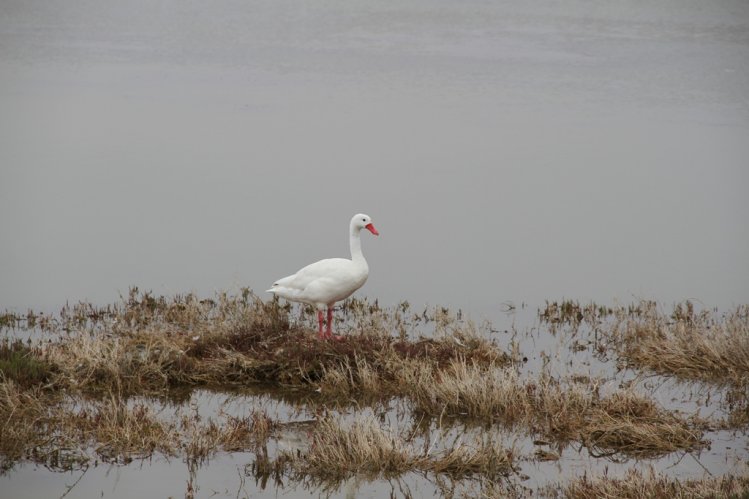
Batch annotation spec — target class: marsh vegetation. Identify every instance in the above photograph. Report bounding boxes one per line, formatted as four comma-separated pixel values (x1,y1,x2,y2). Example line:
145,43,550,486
1,290,747,497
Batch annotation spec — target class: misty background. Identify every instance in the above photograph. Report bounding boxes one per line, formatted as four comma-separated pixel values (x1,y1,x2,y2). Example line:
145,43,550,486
1,0,748,319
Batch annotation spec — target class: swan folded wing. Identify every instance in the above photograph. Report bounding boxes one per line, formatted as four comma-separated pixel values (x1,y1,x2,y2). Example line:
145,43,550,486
267,258,366,305
267,258,351,292
287,258,351,288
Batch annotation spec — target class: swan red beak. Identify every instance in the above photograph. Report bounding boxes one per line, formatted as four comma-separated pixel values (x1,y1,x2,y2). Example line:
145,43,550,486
365,223,379,236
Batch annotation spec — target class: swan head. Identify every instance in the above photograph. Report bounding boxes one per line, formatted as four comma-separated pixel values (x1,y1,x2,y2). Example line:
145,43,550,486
351,213,379,236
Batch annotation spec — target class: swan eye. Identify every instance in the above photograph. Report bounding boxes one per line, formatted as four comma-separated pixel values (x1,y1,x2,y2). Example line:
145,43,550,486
362,218,366,222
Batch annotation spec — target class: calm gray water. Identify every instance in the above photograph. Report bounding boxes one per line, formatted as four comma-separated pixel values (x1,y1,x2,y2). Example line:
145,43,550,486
1,0,748,316
1,2,748,496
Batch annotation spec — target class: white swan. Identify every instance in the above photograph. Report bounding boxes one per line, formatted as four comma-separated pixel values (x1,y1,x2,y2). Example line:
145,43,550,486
267,213,379,339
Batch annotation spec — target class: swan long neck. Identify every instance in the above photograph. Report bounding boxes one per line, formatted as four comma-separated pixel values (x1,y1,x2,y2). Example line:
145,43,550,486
349,226,367,265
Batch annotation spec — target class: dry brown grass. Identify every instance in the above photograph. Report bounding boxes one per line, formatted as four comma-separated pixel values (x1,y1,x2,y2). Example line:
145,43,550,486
44,320,504,395
1,289,518,476
607,302,749,388
283,416,515,482
407,360,532,427
1,291,733,485
80,397,178,463
291,416,421,479
319,356,705,458
582,391,705,458
402,360,705,458
0,377,278,472
0,378,66,472
5,289,507,397
556,468,749,499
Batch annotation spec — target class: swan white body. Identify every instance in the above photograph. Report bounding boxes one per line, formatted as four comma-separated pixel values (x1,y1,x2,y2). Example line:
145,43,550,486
267,213,379,338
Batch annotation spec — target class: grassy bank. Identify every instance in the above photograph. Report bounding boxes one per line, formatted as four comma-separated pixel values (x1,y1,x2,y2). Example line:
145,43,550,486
3,289,504,396
1,290,745,492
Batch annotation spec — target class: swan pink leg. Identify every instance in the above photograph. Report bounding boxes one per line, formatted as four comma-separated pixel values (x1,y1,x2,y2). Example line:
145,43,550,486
317,310,325,339
326,307,343,340
326,307,334,337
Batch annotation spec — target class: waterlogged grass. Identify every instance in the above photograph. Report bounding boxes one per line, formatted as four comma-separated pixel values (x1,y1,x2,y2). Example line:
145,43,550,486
0,340,55,388
0,378,276,472
1,290,747,496
609,301,749,388
0,289,512,474
540,299,749,432
320,356,705,458
539,300,749,388
281,416,515,482
555,468,749,499
13,289,505,395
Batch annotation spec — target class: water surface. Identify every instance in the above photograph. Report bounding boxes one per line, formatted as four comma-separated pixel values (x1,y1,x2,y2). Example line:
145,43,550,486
1,0,748,497
1,0,748,314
